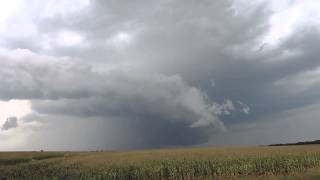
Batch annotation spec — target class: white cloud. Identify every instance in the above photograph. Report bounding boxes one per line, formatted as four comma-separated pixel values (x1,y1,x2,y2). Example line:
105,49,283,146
267,6,301,45
0,0,37,41
238,101,250,114
0,0,90,47
0,0,23,31
56,30,86,47
40,0,90,18
106,32,134,49
264,0,320,45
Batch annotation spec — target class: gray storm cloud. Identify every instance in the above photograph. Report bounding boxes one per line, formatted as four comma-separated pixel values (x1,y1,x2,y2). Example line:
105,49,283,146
1,0,320,150
2,117,18,131
0,48,240,148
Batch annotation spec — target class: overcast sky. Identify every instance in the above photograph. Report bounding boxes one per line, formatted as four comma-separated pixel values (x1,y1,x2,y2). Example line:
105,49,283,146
0,0,320,151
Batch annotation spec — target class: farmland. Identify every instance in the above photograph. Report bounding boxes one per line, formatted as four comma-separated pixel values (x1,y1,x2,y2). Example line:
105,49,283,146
1,145,320,179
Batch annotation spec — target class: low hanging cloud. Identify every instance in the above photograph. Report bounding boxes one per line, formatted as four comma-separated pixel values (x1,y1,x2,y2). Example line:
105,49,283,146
31,73,232,130
2,117,18,131
0,48,244,148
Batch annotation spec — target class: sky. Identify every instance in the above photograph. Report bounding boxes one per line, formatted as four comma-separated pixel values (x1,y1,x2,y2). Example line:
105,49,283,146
0,0,320,151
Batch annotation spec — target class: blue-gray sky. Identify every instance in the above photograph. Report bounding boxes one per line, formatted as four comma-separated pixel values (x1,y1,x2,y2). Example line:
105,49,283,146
1,0,320,150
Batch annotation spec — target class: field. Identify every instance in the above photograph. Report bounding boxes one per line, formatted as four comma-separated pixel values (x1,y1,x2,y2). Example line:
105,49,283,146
1,145,320,179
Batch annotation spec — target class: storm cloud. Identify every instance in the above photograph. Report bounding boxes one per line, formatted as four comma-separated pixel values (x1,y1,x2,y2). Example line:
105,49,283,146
1,0,320,150
2,117,18,131
0,48,239,149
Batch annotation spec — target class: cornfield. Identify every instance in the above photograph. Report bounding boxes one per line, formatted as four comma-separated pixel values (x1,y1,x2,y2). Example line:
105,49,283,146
1,145,320,179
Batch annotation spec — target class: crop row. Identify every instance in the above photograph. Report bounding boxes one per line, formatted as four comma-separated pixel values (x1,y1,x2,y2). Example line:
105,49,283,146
1,153,320,179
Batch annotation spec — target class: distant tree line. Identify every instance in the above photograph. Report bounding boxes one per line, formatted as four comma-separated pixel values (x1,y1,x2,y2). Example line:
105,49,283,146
269,140,320,146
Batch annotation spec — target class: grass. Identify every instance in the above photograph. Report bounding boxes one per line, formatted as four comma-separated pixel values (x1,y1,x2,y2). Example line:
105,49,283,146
1,145,320,179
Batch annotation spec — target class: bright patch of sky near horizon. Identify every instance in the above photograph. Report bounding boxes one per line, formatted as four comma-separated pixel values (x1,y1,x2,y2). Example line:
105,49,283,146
0,100,31,126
